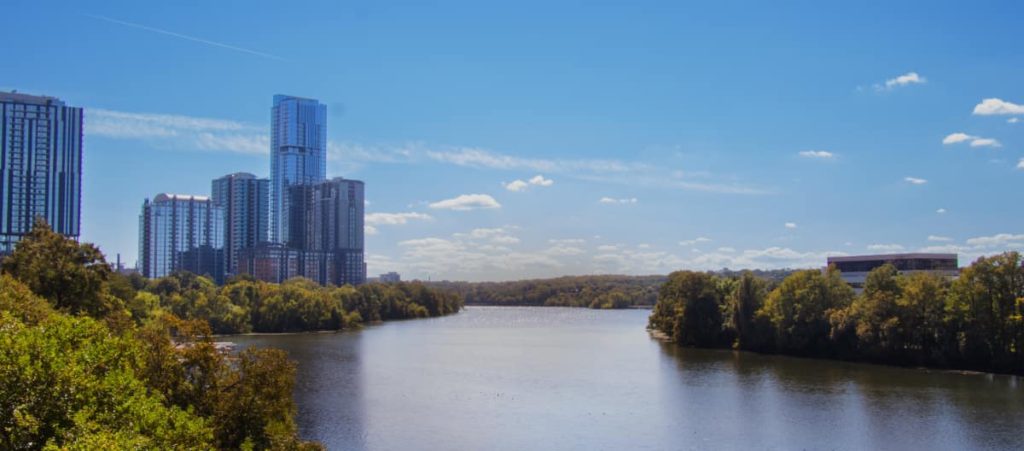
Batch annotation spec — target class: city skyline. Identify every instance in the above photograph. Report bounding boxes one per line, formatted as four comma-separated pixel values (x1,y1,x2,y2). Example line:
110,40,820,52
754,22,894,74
3,1,1022,281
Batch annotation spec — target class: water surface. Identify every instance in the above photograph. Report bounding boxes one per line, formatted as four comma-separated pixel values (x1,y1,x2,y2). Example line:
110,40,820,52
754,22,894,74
234,306,1024,450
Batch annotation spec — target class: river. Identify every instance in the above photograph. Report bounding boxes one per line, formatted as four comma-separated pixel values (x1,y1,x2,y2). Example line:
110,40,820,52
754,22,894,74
233,306,1024,450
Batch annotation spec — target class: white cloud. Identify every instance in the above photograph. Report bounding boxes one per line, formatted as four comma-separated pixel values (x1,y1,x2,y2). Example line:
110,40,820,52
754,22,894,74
799,150,835,159
505,174,554,192
872,72,926,91
87,108,269,155
928,235,952,242
549,238,586,245
915,232,1024,267
679,237,711,246
937,208,947,214
717,247,736,253
504,180,529,192
544,245,586,257
599,197,638,204
886,72,926,89
785,222,797,229
942,132,1001,148
428,194,501,211
88,109,766,196
393,229,573,281
680,246,848,271
1009,117,1020,124
904,177,928,185
867,243,905,252
965,233,1024,248
529,175,554,186
365,212,433,226
969,138,1001,148
365,225,378,236
973,98,1024,115
428,148,766,195
942,132,973,145
1018,158,1024,170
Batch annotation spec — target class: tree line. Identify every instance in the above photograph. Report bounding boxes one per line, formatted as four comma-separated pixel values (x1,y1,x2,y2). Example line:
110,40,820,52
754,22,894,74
134,271,463,335
0,220,462,449
430,275,665,309
649,252,1024,375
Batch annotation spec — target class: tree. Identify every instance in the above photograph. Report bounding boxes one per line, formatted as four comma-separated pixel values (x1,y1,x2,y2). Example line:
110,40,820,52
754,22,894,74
850,264,904,359
729,271,767,350
655,271,726,347
758,267,853,355
1,218,116,317
0,297,211,449
946,252,1024,371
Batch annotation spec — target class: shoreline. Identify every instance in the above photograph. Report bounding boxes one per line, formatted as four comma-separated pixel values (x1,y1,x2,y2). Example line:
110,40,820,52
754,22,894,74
648,328,1018,379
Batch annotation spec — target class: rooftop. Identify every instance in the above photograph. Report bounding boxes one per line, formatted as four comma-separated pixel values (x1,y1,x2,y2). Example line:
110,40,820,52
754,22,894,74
0,91,66,106
827,253,957,263
153,193,211,202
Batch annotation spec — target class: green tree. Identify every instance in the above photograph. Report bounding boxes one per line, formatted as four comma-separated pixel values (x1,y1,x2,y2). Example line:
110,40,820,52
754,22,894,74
946,252,1024,371
655,271,726,347
849,264,905,359
729,271,767,350
758,267,853,355
1,218,116,317
0,304,211,449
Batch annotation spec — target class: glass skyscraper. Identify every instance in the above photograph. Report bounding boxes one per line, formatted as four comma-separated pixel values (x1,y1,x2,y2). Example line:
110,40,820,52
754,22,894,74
288,177,366,285
212,172,269,279
0,92,82,253
270,94,326,246
138,193,224,281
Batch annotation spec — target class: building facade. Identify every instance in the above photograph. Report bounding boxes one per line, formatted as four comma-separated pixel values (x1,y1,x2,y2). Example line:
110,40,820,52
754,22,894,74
827,253,959,290
289,177,366,286
212,172,269,279
270,94,326,245
0,92,82,253
139,193,225,281
379,272,401,283
240,177,365,286
237,243,299,284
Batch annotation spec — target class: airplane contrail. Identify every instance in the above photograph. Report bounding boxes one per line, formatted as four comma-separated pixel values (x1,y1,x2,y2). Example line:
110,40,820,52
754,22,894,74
85,13,287,61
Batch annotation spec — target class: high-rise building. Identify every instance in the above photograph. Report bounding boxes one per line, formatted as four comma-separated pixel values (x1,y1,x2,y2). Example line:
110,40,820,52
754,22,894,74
139,193,224,281
286,177,366,286
212,172,269,278
0,92,82,253
270,94,326,245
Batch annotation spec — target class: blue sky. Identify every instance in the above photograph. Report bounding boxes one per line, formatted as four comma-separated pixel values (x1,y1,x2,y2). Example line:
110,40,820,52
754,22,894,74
3,0,1022,281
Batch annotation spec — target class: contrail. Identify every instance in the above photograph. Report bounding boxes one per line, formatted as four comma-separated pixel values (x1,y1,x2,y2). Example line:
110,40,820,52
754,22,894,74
85,13,287,61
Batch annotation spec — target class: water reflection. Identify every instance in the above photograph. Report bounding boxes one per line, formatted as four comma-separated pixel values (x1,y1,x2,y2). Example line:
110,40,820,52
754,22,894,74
656,341,1024,450
235,307,1024,451
234,332,368,450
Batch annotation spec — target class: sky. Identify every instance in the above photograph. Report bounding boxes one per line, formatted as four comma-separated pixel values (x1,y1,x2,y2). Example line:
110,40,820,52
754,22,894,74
2,0,1023,281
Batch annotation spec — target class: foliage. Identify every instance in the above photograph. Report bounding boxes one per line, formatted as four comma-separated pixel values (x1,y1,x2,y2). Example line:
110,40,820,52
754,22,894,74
652,272,728,346
0,273,326,450
0,219,464,448
648,253,1024,375
0,299,211,449
431,275,664,309
140,273,463,334
1,218,117,317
